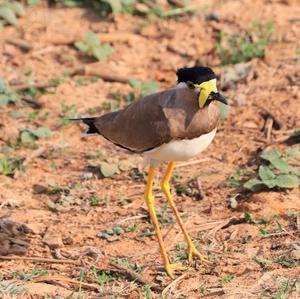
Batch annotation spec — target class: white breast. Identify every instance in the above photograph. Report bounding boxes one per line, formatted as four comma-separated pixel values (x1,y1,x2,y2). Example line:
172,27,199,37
144,128,217,162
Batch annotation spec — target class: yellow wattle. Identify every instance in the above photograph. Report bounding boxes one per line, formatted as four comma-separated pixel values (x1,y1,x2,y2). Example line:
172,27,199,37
195,79,218,108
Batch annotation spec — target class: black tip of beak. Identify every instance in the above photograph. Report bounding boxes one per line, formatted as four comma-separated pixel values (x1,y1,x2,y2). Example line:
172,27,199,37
209,92,228,105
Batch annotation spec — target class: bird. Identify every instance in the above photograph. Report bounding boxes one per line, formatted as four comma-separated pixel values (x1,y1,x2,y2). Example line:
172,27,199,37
72,66,227,278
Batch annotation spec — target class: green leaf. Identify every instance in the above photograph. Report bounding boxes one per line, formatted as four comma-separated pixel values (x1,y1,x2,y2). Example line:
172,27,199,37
62,0,84,7
219,102,230,120
85,31,100,48
259,227,271,238
74,41,88,53
274,174,299,189
100,162,119,178
92,44,113,61
294,169,300,176
271,158,294,174
244,178,265,191
0,6,18,25
258,165,277,188
10,2,25,16
126,92,135,103
102,0,122,13
118,160,134,171
0,156,13,175
0,78,7,92
285,147,300,157
129,79,142,89
259,165,276,181
260,149,281,161
261,150,294,174
140,81,160,97
33,127,52,138
27,0,41,5
0,94,10,106
21,131,35,143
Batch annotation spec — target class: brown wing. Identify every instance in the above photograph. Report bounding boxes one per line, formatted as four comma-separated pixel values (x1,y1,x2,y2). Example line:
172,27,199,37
93,88,220,152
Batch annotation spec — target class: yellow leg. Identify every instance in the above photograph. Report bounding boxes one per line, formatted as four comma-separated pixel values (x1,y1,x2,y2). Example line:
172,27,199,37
144,166,185,279
161,162,209,264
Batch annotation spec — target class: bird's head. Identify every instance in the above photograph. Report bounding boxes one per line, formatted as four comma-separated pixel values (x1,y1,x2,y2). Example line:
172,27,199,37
176,66,228,108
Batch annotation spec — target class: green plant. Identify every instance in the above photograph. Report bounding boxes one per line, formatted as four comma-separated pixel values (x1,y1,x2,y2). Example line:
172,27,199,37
126,223,140,233
100,161,119,177
78,269,85,296
19,127,52,144
198,285,206,293
91,268,114,285
111,257,141,272
0,156,23,176
221,274,233,284
259,227,271,238
275,253,300,268
106,226,124,236
267,279,299,299
216,21,274,65
27,111,39,120
62,0,197,18
27,0,40,5
244,148,300,191
127,80,159,103
90,196,100,206
11,268,48,281
60,103,80,125
0,280,27,296
63,0,148,16
49,76,65,86
21,269,48,281
74,31,113,61
0,156,13,175
253,256,271,269
0,78,20,106
141,285,151,299
0,1,25,26
157,204,175,225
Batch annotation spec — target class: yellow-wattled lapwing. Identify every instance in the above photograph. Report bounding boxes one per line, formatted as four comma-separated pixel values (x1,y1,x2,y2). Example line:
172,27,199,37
73,66,227,278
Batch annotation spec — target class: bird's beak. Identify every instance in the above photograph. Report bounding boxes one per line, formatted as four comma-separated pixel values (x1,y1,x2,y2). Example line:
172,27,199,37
208,92,228,105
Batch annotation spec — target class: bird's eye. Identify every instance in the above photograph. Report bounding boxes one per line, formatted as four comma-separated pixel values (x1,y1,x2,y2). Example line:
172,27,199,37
186,81,195,89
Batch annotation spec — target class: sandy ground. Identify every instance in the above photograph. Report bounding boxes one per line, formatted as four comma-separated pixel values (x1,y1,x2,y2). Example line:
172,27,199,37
0,0,300,298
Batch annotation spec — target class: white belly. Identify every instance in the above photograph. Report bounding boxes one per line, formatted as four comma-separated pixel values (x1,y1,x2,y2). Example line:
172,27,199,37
144,128,217,162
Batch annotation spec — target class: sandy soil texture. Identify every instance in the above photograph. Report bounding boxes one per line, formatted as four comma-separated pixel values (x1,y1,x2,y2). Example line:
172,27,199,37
0,0,299,298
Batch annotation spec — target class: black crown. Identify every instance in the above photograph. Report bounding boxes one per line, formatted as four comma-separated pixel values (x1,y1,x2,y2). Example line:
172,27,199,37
176,67,216,84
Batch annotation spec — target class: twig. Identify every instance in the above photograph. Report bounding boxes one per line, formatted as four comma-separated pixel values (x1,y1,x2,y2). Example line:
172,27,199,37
34,275,101,291
21,96,44,109
196,177,205,200
6,37,33,51
279,57,300,62
109,262,162,292
162,272,190,296
177,158,211,168
162,5,200,17
31,46,56,57
116,214,147,225
10,81,57,92
47,32,143,46
71,65,134,83
264,117,274,142
0,256,81,265
14,147,48,179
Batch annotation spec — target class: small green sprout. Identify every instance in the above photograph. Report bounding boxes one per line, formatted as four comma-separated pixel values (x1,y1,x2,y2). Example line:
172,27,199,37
74,31,113,61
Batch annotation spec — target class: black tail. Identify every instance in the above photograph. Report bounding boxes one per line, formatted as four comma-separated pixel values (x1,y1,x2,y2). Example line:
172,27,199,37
69,117,100,135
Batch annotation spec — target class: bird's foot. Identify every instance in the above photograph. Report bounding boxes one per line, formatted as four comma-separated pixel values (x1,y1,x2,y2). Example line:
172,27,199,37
188,244,210,265
165,262,186,279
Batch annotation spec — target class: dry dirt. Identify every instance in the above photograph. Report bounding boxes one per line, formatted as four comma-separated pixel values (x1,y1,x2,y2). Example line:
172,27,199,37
0,0,300,298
